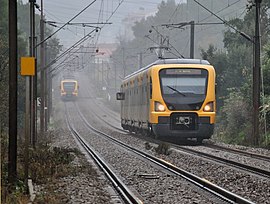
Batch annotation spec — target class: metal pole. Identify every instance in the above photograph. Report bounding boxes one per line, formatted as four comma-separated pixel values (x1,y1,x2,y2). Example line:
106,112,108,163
190,21,195,59
45,67,48,131
114,63,117,92
46,43,52,124
8,0,18,187
29,0,36,147
24,0,36,184
49,70,52,124
33,37,37,146
122,47,126,77
40,0,45,135
102,60,104,86
24,77,30,187
253,0,261,145
40,0,45,134
138,52,142,69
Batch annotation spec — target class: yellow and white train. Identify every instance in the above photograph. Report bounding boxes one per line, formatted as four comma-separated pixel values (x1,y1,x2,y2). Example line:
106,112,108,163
117,59,216,143
60,79,79,101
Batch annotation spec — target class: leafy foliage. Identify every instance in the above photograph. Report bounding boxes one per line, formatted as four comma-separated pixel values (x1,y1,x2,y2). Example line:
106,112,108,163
28,144,80,184
1,0,63,201
155,142,171,155
202,3,270,146
218,90,252,144
0,0,9,132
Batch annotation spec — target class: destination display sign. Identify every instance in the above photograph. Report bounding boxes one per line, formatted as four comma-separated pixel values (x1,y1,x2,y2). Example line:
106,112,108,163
165,69,202,75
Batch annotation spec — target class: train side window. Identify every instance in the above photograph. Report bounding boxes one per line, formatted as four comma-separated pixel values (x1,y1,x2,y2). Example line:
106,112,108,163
150,77,152,99
116,92,125,100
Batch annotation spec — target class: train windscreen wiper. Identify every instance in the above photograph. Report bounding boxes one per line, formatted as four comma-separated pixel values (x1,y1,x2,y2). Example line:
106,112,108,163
166,86,186,97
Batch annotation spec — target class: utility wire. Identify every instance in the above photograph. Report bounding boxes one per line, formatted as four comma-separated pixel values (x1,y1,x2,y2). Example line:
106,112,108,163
94,0,124,47
49,0,124,75
50,54,79,72
150,26,185,58
36,0,97,47
44,28,97,73
199,0,241,23
44,9,82,37
167,0,182,23
193,0,253,43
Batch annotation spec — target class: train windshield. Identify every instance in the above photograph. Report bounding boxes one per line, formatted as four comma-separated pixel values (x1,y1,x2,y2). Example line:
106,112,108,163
63,82,76,91
159,68,208,110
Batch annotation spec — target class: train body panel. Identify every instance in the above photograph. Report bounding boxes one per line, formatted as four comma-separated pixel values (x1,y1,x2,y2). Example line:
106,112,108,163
117,59,216,141
60,79,79,101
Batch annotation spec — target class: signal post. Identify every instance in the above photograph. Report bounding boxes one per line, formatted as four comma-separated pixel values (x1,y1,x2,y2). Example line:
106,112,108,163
20,57,35,186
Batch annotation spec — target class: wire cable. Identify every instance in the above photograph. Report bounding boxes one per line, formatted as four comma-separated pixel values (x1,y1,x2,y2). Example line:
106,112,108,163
36,0,97,47
198,0,241,23
167,0,182,23
94,0,125,43
45,28,98,73
193,0,253,43
150,26,185,58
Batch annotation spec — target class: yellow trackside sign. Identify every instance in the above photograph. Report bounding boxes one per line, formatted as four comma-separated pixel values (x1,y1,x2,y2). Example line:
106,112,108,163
21,57,35,76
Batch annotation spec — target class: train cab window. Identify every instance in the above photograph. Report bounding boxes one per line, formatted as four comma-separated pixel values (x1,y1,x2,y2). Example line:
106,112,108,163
159,69,208,96
63,82,76,91
159,68,208,110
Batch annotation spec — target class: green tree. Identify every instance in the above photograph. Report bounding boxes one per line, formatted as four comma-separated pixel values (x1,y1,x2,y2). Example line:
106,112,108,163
202,2,270,145
262,43,270,95
0,0,9,132
1,0,62,199
261,43,270,145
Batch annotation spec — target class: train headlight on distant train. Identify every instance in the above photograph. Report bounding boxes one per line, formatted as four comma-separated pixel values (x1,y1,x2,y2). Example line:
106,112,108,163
155,101,166,112
203,102,214,112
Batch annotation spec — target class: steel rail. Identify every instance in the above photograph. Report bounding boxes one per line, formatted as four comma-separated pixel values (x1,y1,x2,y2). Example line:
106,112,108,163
75,104,255,204
81,99,269,178
172,145,270,179
81,100,270,177
65,105,143,204
204,143,270,162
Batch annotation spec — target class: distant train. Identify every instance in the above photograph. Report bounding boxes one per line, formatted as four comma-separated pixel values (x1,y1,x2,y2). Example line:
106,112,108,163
60,79,79,100
117,59,216,143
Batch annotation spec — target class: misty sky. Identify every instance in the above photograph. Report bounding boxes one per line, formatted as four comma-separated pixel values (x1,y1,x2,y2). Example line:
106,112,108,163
21,0,247,54
25,0,169,48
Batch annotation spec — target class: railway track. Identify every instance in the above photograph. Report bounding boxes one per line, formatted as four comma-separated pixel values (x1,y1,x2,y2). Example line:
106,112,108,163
203,143,270,162
171,144,270,179
85,100,270,179
74,102,255,204
65,104,143,204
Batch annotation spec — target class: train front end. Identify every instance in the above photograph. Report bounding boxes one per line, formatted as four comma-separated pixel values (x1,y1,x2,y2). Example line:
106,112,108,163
61,80,78,100
150,63,216,142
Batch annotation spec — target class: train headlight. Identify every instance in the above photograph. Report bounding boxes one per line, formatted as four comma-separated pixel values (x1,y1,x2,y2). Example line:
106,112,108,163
203,102,214,112
155,101,166,112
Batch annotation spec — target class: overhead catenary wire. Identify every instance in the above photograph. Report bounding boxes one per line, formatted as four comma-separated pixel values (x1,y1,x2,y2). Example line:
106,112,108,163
193,0,253,43
150,26,185,58
50,54,80,73
93,0,125,47
43,9,85,37
56,0,125,77
36,0,97,48
47,0,125,75
44,28,98,74
160,1,247,62
198,0,242,23
167,0,183,24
